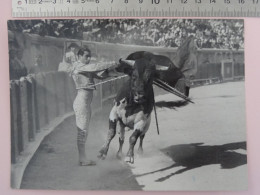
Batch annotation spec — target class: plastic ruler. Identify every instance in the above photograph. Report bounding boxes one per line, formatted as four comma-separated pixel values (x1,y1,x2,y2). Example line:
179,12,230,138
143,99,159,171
12,0,260,17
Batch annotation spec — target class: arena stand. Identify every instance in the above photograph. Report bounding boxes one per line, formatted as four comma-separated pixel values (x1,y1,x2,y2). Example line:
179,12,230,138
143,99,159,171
8,19,244,49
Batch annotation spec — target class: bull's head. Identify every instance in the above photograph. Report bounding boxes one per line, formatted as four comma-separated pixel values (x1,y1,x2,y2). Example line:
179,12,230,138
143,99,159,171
115,50,194,106
119,57,156,103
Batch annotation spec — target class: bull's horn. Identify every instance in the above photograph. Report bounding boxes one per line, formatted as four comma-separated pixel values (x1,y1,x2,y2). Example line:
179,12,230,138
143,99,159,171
156,65,169,71
120,59,135,67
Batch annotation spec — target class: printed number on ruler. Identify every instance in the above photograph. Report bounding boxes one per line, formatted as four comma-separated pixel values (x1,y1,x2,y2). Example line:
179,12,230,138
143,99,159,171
13,0,260,17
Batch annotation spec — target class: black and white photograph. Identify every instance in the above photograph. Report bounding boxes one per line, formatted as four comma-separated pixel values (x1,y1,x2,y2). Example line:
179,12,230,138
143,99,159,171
8,19,247,191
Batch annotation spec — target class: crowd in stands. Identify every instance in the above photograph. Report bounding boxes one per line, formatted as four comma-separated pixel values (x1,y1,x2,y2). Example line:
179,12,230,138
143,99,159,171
8,19,244,50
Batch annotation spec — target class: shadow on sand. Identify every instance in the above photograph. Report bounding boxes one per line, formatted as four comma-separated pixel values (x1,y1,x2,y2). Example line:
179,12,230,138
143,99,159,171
155,100,189,109
136,142,247,182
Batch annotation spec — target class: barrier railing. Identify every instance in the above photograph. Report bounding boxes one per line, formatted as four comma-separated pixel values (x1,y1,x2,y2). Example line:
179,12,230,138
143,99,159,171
10,71,128,165
190,76,244,87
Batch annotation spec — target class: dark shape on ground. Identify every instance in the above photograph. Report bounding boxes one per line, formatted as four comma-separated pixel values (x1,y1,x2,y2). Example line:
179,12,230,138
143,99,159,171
155,100,189,109
136,142,247,182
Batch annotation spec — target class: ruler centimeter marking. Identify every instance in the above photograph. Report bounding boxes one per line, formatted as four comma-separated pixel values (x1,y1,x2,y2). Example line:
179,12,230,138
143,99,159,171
12,0,260,17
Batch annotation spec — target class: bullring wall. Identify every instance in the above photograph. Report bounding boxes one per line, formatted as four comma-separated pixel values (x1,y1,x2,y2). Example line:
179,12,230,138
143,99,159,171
9,31,244,79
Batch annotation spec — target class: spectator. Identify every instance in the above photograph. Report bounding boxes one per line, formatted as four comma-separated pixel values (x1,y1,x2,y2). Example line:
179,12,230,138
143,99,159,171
65,43,79,64
28,54,45,74
9,49,27,80
58,43,79,72
8,19,244,50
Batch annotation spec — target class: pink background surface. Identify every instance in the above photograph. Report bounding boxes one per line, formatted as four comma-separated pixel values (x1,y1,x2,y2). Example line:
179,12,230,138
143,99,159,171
1,2,260,195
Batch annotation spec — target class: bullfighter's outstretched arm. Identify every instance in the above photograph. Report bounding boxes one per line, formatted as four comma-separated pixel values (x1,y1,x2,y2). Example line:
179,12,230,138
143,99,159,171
75,61,118,73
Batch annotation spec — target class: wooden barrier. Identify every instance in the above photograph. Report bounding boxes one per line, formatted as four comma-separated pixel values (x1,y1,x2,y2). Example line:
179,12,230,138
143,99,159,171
26,76,36,141
45,72,58,120
19,78,30,151
55,72,67,117
64,74,74,112
10,71,126,164
10,81,20,163
34,73,48,129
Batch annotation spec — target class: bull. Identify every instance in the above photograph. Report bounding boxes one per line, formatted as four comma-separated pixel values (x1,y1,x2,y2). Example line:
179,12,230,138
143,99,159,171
98,36,197,164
